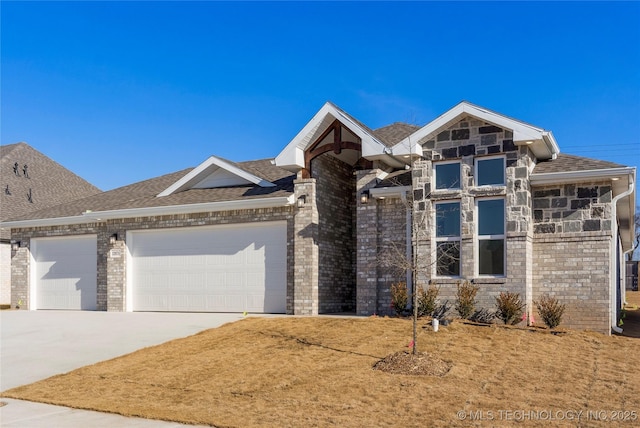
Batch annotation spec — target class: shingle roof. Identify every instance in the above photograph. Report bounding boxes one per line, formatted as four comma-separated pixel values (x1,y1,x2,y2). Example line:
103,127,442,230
372,123,420,146
7,159,295,222
1,143,101,235
533,153,627,174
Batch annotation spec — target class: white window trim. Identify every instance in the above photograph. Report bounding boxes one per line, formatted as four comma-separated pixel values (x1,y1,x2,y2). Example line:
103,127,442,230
474,155,506,187
476,197,506,277
433,200,461,278
433,160,462,191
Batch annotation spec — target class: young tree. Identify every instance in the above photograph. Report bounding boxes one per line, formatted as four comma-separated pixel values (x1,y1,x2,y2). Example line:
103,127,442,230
376,165,458,355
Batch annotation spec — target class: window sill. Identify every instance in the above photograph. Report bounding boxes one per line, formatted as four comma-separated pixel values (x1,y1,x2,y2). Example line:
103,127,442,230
472,277,507,284
430,189,462,200
469,186,506,197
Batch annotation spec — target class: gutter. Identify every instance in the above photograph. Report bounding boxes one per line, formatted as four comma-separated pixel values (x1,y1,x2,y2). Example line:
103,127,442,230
530,167,635,185
610,175,635,334
0,195,295,229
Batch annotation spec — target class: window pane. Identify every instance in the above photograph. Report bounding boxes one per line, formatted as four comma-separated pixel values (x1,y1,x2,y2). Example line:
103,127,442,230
435,163,460,189
478,199,504,235
436,202,460,237
477,158,505,186
479,239,504,275
437,242,460,276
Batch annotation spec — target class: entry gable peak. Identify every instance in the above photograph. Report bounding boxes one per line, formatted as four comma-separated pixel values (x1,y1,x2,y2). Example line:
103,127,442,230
157,155,276,197
275,101,398,171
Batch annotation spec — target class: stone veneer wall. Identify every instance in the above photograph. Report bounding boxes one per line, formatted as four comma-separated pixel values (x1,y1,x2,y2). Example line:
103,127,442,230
311,154,356,313
11,207,294,312
532,181,613,334
411,117,534,314
532,182,612,234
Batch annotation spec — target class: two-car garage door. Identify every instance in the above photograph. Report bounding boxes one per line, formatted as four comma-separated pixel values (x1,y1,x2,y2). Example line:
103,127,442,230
129,222,287,313
30,222,287,313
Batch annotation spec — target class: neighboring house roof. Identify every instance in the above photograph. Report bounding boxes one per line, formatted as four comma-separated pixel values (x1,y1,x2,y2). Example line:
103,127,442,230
391,101,560,160
0,142,101,238
2,158,295,227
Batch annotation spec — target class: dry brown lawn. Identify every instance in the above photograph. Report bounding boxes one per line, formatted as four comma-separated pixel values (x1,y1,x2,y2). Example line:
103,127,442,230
3,306,640,427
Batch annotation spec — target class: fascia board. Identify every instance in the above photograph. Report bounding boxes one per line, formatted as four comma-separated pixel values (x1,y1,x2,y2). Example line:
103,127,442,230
0,215,94,229
83,195,295,220
276,102,388,170
0,196,295,229
391,102,558,159
530,167,635,186
275,102,336,170
158,156,275,197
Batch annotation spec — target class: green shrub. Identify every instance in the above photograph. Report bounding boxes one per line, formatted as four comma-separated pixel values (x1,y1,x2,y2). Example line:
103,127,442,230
417,284,440,317
495,292,525,325
455,281,479,320
534,295,566,329
390,282,408,316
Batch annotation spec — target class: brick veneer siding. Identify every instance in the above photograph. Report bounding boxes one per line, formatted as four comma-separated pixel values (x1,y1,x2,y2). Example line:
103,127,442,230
531,180,614,334
376,197,410,315
355,169,385,315
12,207,294,312
311,154,356,313
532,232,611,334
293,178,319,315
411,117,534,318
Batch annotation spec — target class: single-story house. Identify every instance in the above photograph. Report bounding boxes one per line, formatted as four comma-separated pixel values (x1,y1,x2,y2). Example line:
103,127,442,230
3,101,636,334
0,142,101,306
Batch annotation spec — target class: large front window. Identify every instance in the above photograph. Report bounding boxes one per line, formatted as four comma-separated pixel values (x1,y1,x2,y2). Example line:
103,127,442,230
434,162,461,190
477,198,505,275
435,201,460,276
476,156,505,186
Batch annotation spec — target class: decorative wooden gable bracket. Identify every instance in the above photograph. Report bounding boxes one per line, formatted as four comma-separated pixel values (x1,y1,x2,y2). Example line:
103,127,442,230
301,119,363,178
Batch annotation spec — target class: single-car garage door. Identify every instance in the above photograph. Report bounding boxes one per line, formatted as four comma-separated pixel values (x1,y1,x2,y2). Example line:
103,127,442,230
32,235,98,310
129,221,287,313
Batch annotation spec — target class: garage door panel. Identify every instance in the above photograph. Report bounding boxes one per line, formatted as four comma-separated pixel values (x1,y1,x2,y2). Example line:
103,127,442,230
33,236,97,310
131,222,286,313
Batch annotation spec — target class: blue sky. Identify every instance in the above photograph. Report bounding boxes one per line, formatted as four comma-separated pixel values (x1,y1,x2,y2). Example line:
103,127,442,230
2,1,639,191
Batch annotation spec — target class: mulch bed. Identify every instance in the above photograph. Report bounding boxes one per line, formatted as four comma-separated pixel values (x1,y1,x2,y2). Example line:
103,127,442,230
373,351,452,376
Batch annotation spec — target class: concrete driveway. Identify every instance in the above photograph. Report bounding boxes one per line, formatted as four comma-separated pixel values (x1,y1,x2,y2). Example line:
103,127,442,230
0,310,244,426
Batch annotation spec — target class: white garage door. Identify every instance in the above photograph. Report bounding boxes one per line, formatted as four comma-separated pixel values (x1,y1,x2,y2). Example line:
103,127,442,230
129,222,287,313
32,235,97,310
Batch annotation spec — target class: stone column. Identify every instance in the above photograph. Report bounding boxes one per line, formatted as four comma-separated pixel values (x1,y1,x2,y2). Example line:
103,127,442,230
293,178,319,315
106,233,126,311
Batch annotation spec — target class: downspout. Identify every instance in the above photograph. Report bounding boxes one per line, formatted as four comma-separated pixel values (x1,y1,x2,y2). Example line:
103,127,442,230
400,191,412,297
611,176,634,334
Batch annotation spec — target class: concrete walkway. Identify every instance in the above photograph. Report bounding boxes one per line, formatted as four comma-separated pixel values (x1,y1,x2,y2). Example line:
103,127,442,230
0,310,244,427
